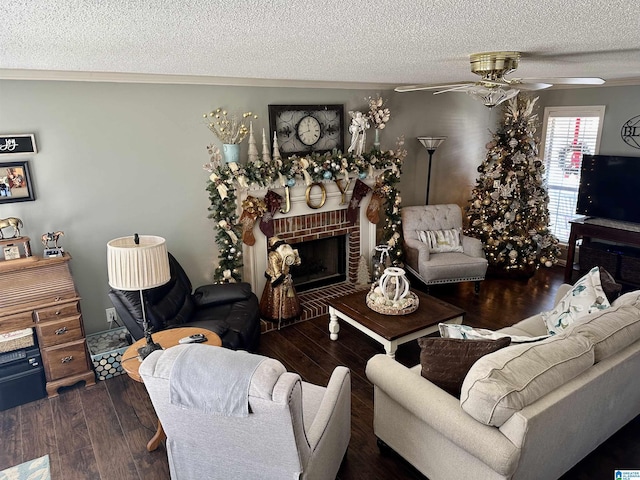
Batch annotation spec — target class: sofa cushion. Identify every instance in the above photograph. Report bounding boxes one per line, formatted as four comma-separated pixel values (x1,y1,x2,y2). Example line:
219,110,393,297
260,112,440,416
418,337,511,398
612,290,640,308
439,322,549,343
498,314,549,338
562,303,640,362
417,228,464,253
541,267,610,335
460,333,594,427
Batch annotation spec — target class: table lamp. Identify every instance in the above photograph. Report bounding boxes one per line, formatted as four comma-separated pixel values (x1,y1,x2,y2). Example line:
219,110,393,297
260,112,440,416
107,234,170,359
417,136,447,204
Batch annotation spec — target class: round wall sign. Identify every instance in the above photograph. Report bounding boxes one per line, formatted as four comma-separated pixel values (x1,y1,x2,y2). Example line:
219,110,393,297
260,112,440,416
621,115,640,149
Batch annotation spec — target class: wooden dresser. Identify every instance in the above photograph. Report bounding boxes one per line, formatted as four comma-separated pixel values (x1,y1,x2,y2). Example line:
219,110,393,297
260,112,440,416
0,253,95,397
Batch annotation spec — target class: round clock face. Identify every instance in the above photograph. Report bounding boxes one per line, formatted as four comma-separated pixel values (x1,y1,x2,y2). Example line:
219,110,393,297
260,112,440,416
296,115,322,146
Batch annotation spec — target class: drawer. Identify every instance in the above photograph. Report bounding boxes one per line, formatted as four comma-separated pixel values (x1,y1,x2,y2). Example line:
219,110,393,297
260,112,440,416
0,310,34,333
34,301,80,323
42,340,90,381
36,315,84,347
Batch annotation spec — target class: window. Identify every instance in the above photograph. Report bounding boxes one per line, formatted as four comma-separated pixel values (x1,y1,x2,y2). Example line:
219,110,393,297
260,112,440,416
540,106,605,243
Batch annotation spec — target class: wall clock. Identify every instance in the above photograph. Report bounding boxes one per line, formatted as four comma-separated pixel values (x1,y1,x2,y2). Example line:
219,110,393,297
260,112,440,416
268,105,344,157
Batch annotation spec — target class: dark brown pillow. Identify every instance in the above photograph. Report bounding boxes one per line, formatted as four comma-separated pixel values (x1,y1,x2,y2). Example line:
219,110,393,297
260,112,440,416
599,267,622,302
418,337,511,398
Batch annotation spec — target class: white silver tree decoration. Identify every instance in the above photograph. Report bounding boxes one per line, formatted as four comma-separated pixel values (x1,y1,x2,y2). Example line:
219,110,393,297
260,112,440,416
356,255,371,287
247,122,259,164
272,132,282,165
261,128,272,164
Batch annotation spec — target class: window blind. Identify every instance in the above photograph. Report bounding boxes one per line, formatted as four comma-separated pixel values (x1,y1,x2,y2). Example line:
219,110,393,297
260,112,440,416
541,107,605,242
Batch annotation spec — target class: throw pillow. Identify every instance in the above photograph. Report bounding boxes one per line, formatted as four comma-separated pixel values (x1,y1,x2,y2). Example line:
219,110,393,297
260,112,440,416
599,267,622,302
417,228,464,253
541,266,610,335
418,336,511,398
439,323,550,343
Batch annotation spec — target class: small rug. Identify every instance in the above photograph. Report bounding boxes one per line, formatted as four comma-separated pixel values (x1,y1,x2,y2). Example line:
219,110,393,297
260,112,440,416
0,455,50,480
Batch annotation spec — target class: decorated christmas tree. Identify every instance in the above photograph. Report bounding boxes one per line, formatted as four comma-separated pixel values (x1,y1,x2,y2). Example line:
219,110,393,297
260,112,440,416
465,95,560,277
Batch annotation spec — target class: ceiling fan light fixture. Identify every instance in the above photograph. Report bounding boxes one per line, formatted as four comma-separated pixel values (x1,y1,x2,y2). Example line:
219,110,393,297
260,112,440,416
466,85,520,108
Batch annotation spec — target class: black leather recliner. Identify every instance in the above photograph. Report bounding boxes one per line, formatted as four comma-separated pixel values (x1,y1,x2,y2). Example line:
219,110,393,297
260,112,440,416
108,253,261,351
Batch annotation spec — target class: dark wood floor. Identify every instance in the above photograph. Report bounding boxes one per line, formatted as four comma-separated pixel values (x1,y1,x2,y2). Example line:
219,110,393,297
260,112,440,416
1,266,638,479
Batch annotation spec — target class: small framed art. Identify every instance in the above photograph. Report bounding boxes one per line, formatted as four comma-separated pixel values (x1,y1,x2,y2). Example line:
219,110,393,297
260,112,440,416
0,134,37,156
3,245,20,261
0,161,35,203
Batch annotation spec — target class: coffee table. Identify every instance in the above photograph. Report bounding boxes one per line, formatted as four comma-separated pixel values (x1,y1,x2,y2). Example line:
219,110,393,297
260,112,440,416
327,289,464,358
121,327,222,451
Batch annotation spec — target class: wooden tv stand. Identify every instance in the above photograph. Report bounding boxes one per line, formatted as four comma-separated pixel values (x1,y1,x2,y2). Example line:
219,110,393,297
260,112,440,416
565,217,640,283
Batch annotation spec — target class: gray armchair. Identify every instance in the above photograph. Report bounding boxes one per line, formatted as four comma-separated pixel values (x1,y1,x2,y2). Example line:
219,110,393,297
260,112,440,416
401,204,488,293
139,344,351,480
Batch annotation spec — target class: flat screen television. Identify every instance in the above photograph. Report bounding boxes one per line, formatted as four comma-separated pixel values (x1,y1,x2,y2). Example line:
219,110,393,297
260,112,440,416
576,154,640,224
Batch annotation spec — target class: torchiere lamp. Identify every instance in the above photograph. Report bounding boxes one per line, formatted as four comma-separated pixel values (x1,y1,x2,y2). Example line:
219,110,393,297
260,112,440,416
417,136,447,204
107,234,170,360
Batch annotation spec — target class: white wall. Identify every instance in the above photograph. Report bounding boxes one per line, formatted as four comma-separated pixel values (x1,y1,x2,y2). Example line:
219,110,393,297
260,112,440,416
0,79,636,334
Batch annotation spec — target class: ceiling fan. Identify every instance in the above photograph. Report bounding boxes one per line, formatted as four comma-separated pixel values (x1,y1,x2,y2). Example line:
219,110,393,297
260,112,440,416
395,51,605,108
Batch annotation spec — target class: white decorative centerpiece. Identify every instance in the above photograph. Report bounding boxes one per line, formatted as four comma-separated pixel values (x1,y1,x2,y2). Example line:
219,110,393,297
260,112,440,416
366,267,419,315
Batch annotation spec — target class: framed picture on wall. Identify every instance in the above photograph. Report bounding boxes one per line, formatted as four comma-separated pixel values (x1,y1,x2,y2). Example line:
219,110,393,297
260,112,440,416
0,134,37,156
0,161,35,203
268,104,344,157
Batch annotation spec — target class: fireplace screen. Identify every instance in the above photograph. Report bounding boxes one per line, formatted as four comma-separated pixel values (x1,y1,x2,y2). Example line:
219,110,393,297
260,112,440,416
290,235,347,292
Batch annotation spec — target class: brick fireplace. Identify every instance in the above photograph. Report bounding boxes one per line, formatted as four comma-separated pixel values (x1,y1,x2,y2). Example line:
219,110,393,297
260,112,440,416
239,181,376,332
273,209,359,286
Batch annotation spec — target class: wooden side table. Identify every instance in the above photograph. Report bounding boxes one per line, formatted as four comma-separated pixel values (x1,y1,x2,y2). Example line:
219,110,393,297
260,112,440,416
121,327,222,451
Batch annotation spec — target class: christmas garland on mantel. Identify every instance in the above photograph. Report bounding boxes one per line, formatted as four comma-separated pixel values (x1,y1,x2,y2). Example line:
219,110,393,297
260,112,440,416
203,140,407,283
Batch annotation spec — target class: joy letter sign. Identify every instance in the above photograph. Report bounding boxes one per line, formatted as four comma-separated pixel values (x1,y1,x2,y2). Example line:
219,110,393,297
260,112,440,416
0,134,37,155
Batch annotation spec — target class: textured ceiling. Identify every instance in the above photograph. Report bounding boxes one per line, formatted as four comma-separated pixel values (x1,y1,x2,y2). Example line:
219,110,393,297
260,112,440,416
1,0,639,88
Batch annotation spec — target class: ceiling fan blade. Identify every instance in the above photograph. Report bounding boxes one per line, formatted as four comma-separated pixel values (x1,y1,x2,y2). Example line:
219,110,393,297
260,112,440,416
522,77,605,85
432,85,476,94
394,82,472,93
512,81,553,91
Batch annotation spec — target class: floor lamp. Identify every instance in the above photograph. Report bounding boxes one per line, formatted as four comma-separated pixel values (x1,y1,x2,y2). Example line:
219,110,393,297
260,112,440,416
107,234,171,360
417,136,447,204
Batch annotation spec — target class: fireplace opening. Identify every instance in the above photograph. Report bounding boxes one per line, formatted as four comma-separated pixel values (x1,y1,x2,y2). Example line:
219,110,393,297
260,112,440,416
290,235,347,292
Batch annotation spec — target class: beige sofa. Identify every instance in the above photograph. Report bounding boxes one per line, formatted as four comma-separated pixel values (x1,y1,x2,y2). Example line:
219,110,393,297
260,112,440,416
366,286,640,480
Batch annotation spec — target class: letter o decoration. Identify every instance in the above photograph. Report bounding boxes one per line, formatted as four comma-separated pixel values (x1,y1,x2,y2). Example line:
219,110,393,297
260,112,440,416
305,183,327,209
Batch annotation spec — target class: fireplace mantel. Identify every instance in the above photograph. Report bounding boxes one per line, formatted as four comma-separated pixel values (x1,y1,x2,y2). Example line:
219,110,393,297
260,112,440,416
238,180,376,298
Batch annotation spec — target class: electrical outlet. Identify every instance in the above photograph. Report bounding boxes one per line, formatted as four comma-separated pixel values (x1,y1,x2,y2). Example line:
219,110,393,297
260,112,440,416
106,307,117,324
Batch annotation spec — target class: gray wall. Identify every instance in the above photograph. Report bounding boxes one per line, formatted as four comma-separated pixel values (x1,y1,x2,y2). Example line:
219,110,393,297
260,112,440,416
0,79,637,334
536,85,640,156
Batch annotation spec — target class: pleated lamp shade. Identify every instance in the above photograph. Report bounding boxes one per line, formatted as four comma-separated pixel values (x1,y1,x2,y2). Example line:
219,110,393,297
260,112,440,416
107,235,170,291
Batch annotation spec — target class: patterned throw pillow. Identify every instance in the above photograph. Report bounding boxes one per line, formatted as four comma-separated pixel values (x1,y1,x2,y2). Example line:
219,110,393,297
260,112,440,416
541,266,610,335
418,336,511,398
417,228,464,253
